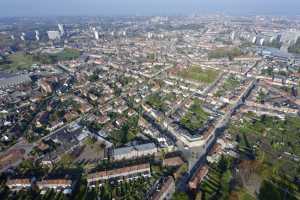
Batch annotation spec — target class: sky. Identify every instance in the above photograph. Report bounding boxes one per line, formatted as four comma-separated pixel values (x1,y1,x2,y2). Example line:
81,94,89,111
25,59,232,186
0,0,300,17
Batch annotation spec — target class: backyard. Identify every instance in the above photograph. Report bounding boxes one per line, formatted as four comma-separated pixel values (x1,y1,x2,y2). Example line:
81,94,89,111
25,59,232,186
214,75,241,97
180,100,210,134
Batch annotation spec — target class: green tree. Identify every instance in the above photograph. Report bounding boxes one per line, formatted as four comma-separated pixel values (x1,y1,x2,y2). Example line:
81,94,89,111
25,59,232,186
257,89,266,103
218,155,228,173
172,192,189,200
59,153,73,168
101,182,112,200
121,123,130,144
258,181,281,200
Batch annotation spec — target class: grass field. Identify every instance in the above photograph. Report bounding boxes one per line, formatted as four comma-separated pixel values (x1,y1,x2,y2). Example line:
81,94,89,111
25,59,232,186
0,53,37,71
177,66,219,84
34,48,81,65
56,48,80,61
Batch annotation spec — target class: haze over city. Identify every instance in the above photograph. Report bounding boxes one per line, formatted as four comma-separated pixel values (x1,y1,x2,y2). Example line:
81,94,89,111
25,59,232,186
0,0,300,17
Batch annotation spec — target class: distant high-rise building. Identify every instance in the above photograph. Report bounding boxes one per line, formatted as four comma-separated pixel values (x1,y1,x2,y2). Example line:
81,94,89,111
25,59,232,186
20,32,26,41
252,36,257,44
35,30,40,41
259,38,265,46
231,31,236,41
94,30,99,40
47,31,61,40
281,30,300,46
58,24,64,36
147,32,153,39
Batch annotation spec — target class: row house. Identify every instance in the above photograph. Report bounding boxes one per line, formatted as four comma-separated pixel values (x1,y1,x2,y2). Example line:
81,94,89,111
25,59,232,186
87,163,151,187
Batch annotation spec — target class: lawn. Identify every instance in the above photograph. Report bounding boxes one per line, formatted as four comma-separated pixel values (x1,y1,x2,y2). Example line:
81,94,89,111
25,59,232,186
56,48,80,61
0,53,37,71
33,48,81,65
177,66,219,84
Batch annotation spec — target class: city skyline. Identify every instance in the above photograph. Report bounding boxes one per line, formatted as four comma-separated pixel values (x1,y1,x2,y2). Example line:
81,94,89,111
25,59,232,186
0,0,300,17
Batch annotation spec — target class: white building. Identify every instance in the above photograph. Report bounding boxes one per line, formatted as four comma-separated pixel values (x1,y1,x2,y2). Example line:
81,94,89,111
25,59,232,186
47,31,61,40
35,30,40,41
94,30,99,40
58,24,64,36
6,179,31,191
20,32,26,41
112,143,157,161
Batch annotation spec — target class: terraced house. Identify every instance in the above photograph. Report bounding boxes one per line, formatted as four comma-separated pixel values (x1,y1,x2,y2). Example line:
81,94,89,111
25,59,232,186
87,163,151,187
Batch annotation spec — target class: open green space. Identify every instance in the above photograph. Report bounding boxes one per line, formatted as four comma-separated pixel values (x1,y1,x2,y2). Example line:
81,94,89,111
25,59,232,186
180,100,210,134
0,48,80,72
0,53,37,71
33,48,81,64
56,48,80,60
177,66,219,84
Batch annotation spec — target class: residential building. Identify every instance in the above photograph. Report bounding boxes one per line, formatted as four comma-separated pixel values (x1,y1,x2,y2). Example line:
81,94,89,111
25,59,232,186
151,176,175,200
37,179,72,194
47,31,61,40
188,165,209,190
111,143,157,161
162,156,184,167
0,74,31,90
87,163,151,187
6,178,31,191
